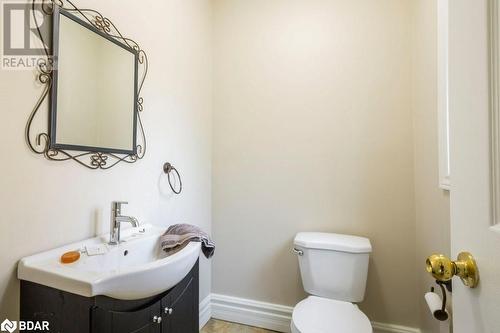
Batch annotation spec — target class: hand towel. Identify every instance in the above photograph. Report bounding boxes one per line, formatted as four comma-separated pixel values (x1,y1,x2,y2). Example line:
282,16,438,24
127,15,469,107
160,223,215,259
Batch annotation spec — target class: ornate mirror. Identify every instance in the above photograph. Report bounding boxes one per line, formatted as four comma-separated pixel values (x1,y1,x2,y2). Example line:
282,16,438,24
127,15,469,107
26,0,148,169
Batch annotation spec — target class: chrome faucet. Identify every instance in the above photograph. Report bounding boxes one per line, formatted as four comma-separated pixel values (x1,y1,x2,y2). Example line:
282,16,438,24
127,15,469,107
109,201,140,245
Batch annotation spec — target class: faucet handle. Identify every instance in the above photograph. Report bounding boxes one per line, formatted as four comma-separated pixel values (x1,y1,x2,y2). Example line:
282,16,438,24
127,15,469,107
112,201,128,212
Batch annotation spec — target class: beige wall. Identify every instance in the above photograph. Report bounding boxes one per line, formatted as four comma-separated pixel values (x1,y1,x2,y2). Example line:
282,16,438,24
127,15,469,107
0,0,212,319
411,1,451,333
212,0,419,327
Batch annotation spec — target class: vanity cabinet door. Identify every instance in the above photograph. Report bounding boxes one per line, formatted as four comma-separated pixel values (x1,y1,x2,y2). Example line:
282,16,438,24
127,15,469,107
161,262,199,333
91,300,162,333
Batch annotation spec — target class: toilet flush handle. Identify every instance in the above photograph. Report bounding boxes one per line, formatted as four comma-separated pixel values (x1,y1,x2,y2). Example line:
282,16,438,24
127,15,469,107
293,248,304,256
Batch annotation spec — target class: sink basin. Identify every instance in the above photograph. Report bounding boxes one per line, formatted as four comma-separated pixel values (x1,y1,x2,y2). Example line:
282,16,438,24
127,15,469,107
18,224,201,300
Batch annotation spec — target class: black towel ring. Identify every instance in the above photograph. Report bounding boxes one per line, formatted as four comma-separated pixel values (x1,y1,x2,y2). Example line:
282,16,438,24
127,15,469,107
163,162,182,194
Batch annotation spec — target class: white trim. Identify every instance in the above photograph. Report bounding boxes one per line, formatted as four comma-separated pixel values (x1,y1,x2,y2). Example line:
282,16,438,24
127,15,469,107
199,294,212,329
372,322,422,333
490,0,500,227
211,293,293,332
438,0,451,191
202,293,421,333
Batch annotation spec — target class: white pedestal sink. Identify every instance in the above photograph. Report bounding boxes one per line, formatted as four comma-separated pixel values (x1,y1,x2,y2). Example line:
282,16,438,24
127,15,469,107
18,224,201,300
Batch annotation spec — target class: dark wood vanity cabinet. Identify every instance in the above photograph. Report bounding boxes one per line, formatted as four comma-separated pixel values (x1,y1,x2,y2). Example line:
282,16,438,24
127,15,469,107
20,260,199,333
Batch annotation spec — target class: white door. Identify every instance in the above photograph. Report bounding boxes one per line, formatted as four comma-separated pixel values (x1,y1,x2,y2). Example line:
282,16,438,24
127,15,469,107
449,0,500,332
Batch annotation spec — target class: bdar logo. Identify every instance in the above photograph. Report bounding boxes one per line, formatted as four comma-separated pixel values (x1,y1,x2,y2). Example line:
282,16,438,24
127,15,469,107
0,319,17,333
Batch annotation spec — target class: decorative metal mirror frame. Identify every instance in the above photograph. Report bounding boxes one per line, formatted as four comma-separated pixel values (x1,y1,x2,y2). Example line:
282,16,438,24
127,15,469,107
26,0,148,169
50,6,139,156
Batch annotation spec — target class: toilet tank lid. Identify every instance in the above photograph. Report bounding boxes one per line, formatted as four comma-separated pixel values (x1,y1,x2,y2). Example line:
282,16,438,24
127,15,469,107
294,232,372,253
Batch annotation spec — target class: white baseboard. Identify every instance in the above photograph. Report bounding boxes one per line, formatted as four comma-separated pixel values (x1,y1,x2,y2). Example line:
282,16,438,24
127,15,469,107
202,293,421,333
372,322,422,333
211,293,293,332
199,294,212,329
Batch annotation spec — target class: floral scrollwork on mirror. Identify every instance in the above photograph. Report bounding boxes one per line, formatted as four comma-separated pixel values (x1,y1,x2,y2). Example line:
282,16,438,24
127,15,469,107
26,0,148,169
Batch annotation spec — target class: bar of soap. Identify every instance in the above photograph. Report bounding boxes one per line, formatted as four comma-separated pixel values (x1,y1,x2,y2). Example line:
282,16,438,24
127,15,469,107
61,251,80,264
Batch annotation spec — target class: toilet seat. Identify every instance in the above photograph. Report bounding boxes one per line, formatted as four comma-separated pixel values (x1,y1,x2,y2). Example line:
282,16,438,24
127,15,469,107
291,296,372,333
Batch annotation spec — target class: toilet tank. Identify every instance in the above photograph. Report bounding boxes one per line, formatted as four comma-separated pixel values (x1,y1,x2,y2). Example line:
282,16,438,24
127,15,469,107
294,232,372,303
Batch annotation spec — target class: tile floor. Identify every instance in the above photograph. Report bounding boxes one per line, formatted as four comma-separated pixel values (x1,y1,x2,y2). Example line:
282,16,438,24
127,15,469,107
201,319,277,333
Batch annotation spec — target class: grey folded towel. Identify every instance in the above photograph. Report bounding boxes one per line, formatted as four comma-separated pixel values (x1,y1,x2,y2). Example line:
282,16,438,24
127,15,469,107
160,224,215,259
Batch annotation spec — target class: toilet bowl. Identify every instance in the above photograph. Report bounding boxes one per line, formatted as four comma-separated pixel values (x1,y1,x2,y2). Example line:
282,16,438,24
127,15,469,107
292,232,373,333
291,296,372,333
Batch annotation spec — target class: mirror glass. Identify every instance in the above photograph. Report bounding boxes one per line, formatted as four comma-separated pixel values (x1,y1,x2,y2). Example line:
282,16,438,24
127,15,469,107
51,9,138,154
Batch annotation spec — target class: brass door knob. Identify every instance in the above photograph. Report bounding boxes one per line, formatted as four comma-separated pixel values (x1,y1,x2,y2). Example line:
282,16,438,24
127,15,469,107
426,252,479,288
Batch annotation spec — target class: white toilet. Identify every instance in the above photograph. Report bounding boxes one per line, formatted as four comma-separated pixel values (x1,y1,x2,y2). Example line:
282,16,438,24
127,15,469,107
291,232,373,333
